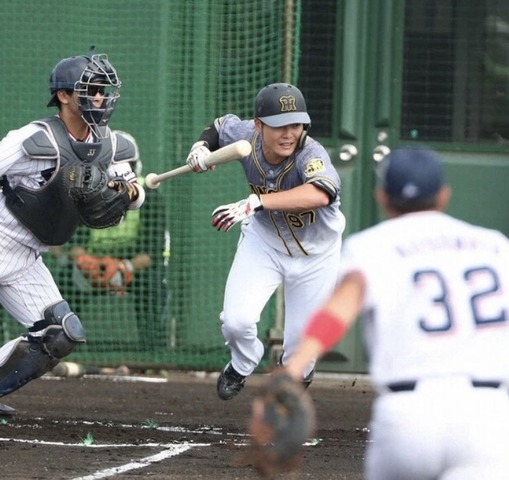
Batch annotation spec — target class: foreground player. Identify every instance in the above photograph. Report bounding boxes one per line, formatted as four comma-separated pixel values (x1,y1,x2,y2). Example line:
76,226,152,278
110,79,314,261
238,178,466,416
0,49,144,415
280,146,509,479
186,83,346,400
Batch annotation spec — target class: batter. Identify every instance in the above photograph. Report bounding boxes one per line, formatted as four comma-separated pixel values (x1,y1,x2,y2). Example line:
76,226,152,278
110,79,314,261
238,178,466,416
186,83,346,400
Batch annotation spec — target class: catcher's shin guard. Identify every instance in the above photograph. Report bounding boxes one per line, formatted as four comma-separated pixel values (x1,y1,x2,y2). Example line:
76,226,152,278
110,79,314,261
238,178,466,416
0,301,86,397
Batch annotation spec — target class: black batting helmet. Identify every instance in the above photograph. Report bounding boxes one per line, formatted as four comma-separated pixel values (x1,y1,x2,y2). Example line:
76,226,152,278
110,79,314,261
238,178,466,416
254,83,311,127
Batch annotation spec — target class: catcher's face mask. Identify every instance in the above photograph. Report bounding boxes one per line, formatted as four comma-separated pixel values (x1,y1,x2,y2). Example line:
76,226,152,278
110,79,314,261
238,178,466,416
75,54,121,138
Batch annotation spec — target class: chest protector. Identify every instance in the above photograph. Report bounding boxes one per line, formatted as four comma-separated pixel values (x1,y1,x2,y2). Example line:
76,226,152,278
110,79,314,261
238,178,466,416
2,117,131,246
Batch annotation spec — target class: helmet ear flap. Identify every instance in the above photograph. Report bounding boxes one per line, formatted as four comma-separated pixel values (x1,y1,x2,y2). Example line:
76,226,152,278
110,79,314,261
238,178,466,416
298,125,310,149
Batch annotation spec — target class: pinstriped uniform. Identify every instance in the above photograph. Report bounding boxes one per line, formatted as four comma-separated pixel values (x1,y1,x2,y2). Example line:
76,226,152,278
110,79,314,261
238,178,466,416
0,118,135,333
215,114,346,377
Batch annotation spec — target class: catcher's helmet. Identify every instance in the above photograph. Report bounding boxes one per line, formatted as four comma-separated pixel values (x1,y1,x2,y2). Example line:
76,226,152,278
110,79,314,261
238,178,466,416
47,48,121,138
254,83,311,128
47,56,90,102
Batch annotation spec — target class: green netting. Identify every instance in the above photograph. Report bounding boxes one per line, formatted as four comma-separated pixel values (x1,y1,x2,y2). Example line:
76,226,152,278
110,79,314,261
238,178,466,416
0,0,301,371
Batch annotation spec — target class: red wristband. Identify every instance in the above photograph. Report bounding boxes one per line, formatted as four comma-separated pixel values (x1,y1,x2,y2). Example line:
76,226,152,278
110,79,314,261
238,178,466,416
303,309,348,351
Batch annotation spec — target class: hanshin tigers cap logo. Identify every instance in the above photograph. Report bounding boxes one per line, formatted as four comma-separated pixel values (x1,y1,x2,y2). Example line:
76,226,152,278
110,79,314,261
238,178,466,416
279,95,298,113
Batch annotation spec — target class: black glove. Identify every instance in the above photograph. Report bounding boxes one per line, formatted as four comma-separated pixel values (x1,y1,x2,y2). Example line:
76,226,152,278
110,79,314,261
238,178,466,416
62,164,131,228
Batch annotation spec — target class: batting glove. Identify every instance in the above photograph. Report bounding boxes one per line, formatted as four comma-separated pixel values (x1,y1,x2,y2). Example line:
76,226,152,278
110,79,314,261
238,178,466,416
212,193,263,232
186,141,213,173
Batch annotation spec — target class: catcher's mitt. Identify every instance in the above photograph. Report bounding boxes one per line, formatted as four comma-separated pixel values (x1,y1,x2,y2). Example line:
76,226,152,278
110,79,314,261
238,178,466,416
63,164,131,228
245,370,316,479
75,254,134,296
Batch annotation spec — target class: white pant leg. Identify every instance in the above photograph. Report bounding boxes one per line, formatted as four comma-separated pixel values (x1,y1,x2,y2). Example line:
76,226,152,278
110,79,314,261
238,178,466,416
366,379,509,480
0,254,62,330
365,392,442,480
442,387,509,480
282,237,342,377
221,230,282,376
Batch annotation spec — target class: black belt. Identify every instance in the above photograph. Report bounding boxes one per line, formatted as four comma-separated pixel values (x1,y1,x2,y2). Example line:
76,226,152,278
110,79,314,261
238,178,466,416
387,380,501,392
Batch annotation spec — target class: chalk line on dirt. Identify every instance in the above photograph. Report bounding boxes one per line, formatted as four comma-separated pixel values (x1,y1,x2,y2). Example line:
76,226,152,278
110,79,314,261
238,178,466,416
70,443,209,480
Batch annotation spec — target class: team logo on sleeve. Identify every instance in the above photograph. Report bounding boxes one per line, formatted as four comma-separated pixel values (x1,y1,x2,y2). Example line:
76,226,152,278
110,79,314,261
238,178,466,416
305,159,325,177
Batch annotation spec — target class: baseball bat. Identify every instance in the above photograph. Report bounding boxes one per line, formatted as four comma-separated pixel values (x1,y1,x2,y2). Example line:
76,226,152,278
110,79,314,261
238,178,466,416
144,139,252,189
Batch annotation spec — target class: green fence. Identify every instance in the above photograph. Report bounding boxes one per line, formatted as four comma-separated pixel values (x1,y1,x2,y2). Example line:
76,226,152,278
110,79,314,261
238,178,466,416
0,0,302,370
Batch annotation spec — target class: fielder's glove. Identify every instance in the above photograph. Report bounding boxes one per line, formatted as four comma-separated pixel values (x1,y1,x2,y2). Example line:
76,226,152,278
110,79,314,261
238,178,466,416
186,141,214,173
63,164,131,228
75,254,134,296
246,370,315,479
212,193,263,232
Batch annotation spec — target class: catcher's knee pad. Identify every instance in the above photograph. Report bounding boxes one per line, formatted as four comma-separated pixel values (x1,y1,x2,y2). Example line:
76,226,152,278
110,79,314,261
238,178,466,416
34,300,86,358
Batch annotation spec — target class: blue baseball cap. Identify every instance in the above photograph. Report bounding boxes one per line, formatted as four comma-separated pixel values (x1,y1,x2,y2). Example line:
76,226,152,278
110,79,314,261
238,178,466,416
379,146,444,200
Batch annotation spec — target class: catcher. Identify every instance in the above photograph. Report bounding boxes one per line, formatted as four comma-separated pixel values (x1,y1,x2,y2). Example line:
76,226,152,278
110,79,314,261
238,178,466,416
0,48,143,416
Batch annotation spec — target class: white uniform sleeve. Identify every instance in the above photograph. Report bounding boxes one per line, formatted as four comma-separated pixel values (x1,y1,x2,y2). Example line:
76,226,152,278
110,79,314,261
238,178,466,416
0,124,42,177
107,161,145,210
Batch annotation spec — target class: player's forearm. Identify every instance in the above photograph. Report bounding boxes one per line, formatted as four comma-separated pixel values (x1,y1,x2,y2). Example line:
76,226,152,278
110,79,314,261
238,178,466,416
286,308,350,381
286,271,365,380
285,337,326,380
259,183,329,212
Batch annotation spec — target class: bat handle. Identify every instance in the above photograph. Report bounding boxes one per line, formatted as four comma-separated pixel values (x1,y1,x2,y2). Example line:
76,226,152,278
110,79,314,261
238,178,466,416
144,140,252,190
158,165,192,180
145,165,193,189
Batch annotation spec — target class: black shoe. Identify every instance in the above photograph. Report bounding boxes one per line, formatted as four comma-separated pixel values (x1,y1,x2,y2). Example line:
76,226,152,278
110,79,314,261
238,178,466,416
302,369,315,390
0,402,16,418
278,353,314,389
217,362,246,400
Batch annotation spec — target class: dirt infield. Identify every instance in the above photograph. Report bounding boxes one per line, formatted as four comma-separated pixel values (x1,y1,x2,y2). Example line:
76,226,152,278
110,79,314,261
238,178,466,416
0,370,373,479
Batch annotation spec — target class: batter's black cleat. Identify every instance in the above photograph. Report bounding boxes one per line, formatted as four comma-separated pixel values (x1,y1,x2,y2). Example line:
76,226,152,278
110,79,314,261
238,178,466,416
217,362,246,400
278,353,314,389
0,402,16,418
302,369,315,390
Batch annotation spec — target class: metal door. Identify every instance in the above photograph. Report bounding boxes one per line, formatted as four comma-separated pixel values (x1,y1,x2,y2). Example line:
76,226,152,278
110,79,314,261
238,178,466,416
298,0,509,373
